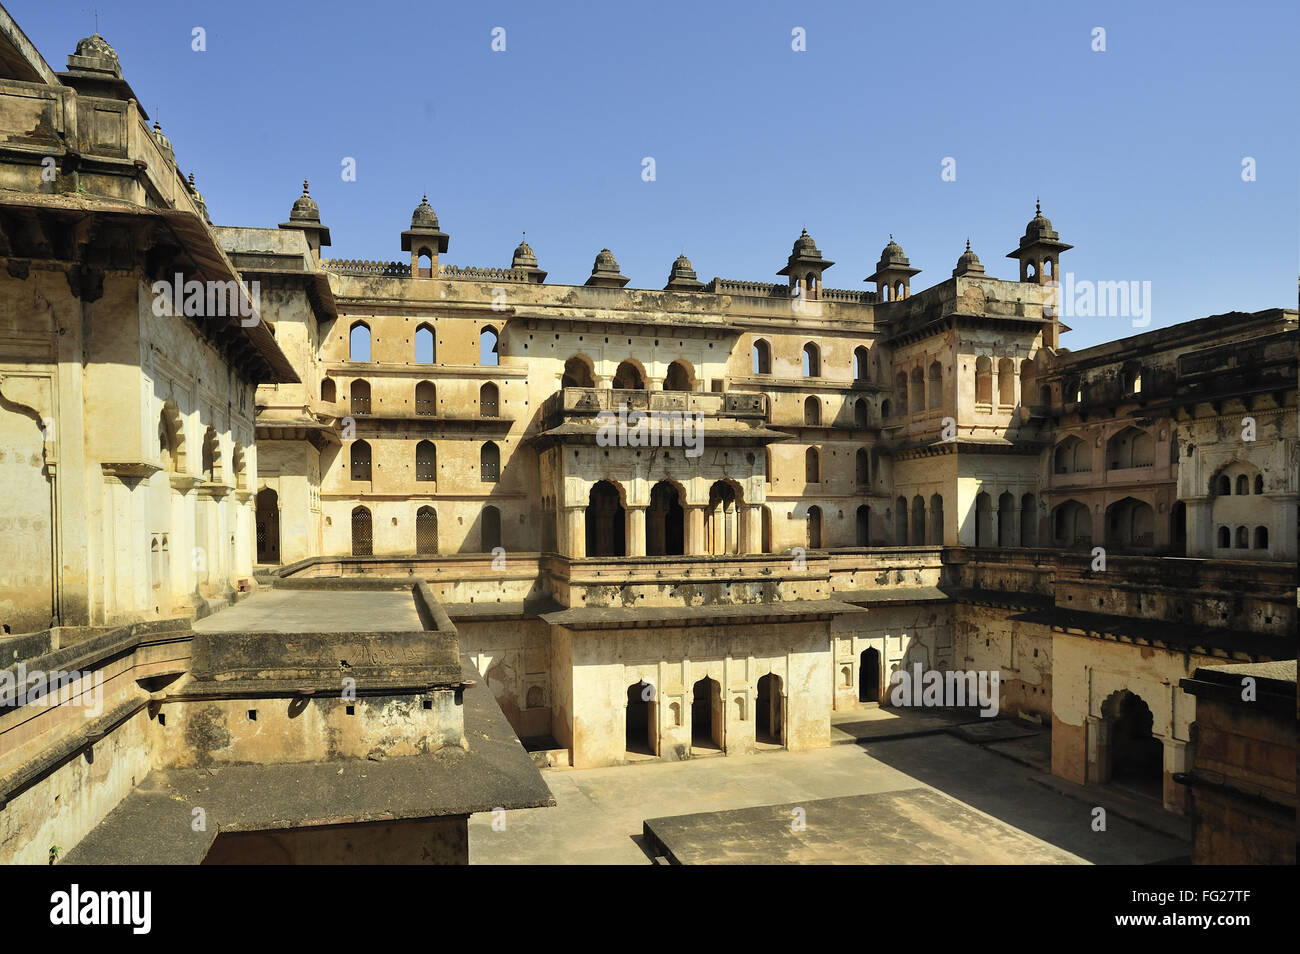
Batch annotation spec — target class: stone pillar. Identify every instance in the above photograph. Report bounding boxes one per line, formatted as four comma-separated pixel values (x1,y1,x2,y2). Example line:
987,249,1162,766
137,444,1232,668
743,505,762,554
626,506,647,557
1163,738,1190,815
1087,716,1112,785
686,506,705,555
564,506,586,558
1185,497,1213,557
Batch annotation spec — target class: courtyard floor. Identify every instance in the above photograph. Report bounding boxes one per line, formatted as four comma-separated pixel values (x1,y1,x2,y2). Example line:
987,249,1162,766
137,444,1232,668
468,730,1190,865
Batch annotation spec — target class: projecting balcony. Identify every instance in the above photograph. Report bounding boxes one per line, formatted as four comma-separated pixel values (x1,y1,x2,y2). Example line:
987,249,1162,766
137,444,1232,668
540,387,768,431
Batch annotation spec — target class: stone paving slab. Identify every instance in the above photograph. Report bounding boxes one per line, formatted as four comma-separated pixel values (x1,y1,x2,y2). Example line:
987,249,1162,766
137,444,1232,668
644,788,1084,865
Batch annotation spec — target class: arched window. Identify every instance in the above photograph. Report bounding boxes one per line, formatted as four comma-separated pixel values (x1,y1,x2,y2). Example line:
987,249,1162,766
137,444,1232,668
1216,526,1230,548
561,355,595,388
804,396,821,426
854,398,869,428
1020,358,1037,406
853,346,869,382
664,360,693,392
480,326,499,366
415,324,435,364
481,441,500,482
415,440,436,481
1235,474,1248,496
911,496,926,546
928,361,942,409
350,379,371,415
895,496,908,545
1235,526,1248,549
975,356,992,405
349,322,371,362
613,360,645,390
351,506,372,556
1254,526,1269,549
856,505,871,546
880,398,893,419
1106,426,1154,469
350,440,371,481
895,372,908,412
998,358,1015,405
480,382,499,417
1215,474,1231,496
415,380,436,416
929,494,945,545
802,343,820,378
416,506,438,555
753,340,772,375
320,378,336,403
855,448,869,485
910,367,924,412
764,447,772,485
805,447,820,483
1254,474,1264,494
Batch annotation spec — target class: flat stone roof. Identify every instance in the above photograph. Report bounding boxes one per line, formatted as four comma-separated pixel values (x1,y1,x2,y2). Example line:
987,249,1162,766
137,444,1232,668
192,589,423,633
643,788,1082,865
61,662,553,864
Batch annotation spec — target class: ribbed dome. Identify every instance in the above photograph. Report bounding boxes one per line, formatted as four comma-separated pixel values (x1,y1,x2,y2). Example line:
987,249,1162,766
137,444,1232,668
880,235,906,264
1023,200,1056,240
793,229,816,253
151,121,172,154
411,195,439,228
593,248,620,272
512,236,538,268
73,33,119,68
956,239,980,268
290,180,319,221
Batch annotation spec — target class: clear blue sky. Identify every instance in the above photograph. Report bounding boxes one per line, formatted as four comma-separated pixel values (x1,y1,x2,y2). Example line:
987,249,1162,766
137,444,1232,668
15,0,1298,348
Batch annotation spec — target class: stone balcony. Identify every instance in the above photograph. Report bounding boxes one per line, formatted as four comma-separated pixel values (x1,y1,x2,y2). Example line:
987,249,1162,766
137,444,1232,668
540,387,767,431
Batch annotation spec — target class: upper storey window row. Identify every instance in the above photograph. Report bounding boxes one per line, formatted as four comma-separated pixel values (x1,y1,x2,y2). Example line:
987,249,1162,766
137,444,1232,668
750,339,874,382
345,321,499,366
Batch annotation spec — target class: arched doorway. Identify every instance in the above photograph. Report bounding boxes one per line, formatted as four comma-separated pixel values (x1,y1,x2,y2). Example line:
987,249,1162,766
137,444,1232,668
585,481,626,557
626,681,656,757
756,673,784,745
706,481,740,555
647,481,684,556
855,505,871,546
612,360,644,390
1101,690,1163,799
807,505,823,548
691,676,723,751
859,648,881,703
761,505,773,554
255,488,280,564
481,505,502,552
416,506,438,555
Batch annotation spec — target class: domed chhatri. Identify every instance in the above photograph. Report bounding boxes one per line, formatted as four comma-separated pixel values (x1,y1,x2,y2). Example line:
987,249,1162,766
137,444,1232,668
778,228,834,299
1006,198,1072,284
411,194,439,229
665,252,703,291
186,173,211,225
586,248,630,288
277,179,331,254
866,233,921,301
511,233,547,284
793,229,817,254
953,238,985,277
290,180,319,222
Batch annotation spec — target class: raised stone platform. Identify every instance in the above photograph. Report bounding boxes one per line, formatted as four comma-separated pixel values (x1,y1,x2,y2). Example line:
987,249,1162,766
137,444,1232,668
643,788,1084,865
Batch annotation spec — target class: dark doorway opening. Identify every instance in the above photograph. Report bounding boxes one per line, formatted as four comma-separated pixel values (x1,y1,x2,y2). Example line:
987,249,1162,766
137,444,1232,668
1106,691,1163,799
626,681,655,756
859,648,880,703
691,676,722,751
647,481,684,556
255,488,280,564
755,673,784,745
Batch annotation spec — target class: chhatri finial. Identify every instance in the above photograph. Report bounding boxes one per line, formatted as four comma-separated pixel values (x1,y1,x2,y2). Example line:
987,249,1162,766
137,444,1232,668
188,172,195,186
302,179,310,195
1035,197,1041,215
965,238,971,252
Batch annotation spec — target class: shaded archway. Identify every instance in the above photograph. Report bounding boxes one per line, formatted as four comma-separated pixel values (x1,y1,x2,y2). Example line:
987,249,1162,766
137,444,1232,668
562,355,596,388
664,360,693,392
1101,690,1163,799
975,492,993,546
646,481,684,556
1052,499,1092,548
1020,493,1037,546
997,491,1015,546
855,505,871,546
859,648,880,703
691,676,723,751
481,505,502,552
585,480,626,557
1105,497,1155,551
626,681,656,757
807,505,823,548
756,673,784,745
255,488,280,564
612,359,645,390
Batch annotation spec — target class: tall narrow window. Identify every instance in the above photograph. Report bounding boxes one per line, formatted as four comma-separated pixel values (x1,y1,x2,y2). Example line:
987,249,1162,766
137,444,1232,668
802,343,820,378
350,380,371,416
415,324,435,364
415,380,435,415
350,440,372,481
480,382,499,417
480,326,499,366
416,441,436,481
481,442,500,482
349,322,371,362
753,340,772,375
